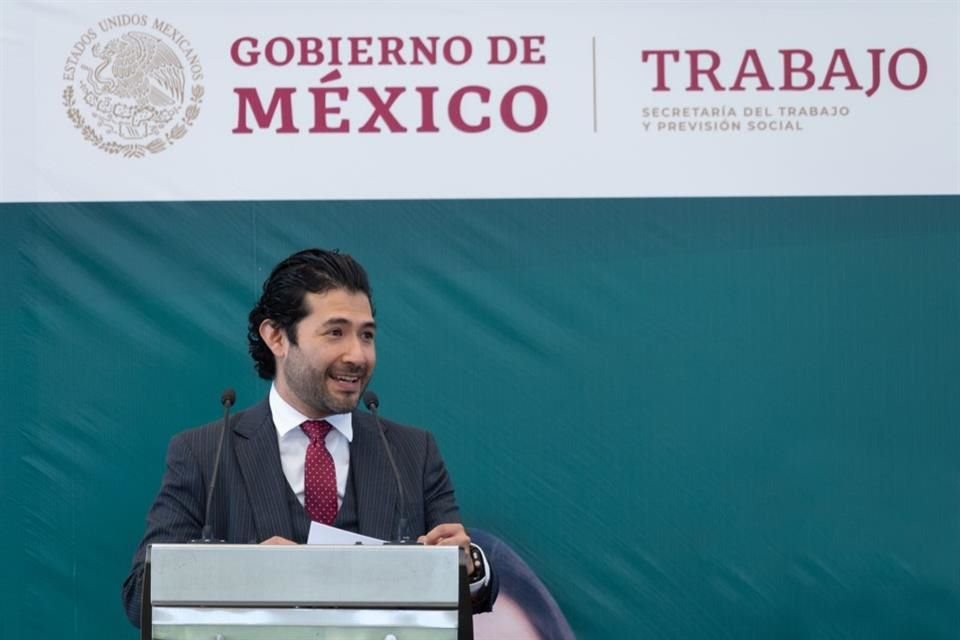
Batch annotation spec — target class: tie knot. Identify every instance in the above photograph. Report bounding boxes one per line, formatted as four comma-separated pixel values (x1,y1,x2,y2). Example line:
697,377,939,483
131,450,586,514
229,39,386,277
301,419,332,443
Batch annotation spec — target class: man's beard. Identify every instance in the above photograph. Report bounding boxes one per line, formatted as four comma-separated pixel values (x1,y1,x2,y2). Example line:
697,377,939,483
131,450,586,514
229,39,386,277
283,350,367,416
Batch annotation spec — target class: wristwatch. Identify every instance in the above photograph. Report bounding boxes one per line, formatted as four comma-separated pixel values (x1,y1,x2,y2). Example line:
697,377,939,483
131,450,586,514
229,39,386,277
468,543,490,595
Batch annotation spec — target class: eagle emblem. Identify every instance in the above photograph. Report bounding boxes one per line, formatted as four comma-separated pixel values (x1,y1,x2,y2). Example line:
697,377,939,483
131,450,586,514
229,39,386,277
63,20,203,157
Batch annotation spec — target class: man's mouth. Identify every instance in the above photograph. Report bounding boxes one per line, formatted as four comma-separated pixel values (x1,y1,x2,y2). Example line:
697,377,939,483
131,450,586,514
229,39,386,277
329,372,364,389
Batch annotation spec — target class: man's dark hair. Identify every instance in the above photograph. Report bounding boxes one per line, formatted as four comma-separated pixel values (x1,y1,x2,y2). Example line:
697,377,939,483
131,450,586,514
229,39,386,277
247,248,374,379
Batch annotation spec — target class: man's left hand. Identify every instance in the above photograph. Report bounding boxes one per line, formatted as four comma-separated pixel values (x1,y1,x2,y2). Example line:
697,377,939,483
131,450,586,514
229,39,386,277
418,523,474,576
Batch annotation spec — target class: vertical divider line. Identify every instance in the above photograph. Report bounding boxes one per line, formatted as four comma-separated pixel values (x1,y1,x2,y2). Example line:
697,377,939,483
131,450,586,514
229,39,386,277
592,36,598,132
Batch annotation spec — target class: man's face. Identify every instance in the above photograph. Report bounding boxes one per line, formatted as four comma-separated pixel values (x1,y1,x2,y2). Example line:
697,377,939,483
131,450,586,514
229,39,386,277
274,289,376,417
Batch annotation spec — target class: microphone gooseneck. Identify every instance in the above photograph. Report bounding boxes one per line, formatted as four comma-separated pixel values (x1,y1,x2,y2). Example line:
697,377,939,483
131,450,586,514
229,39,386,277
363,390,411,543
196,388,235,543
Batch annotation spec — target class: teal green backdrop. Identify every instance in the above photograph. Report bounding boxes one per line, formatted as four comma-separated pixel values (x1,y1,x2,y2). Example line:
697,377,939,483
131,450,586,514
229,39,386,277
2,197,958,638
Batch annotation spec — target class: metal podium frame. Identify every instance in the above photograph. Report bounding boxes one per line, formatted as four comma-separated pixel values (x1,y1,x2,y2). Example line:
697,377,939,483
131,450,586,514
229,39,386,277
141,543,474,640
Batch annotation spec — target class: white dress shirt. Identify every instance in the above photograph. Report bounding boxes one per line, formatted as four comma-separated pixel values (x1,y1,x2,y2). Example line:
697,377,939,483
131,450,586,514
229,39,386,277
270,384,353,508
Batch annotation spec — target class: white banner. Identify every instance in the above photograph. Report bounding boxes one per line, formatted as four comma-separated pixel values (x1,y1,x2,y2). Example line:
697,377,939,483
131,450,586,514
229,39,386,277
1,1,957,202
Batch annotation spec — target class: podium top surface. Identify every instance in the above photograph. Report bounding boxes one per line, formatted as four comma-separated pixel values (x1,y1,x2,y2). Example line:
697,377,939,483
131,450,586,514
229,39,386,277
148,543,461,608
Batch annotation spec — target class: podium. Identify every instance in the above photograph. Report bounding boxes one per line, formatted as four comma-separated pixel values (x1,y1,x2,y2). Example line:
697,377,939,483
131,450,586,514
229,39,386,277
141,543,473,640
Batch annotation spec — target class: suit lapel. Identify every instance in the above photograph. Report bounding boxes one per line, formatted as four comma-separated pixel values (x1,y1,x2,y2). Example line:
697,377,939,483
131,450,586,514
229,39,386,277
232,400,295,542
349,412,398,540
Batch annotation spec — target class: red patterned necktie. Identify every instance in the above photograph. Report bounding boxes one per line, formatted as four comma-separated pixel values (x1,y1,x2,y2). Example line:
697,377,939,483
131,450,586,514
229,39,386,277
301,420,338,524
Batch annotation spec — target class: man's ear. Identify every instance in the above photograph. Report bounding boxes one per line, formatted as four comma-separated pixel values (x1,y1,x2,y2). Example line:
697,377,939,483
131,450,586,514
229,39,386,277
259,319,287,358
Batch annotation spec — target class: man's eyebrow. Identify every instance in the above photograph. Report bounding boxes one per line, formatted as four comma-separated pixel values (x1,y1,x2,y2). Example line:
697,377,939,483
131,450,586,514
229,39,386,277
321,318,377,330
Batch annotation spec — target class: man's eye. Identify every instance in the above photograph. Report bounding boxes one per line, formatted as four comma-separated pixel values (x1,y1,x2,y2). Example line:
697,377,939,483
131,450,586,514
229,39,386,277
328,328,343,337
361,331,376,341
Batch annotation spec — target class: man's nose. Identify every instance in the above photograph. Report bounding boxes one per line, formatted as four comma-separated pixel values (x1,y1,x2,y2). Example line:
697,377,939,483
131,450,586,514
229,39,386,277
340,335,368,365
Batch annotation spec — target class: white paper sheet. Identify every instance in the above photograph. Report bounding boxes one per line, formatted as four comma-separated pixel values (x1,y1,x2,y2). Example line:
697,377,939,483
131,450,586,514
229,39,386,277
307,522,385,546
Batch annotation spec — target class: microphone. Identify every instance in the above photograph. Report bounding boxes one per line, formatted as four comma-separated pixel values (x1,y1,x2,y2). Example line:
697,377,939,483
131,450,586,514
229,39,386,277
194,388,235,543
362,390,412,543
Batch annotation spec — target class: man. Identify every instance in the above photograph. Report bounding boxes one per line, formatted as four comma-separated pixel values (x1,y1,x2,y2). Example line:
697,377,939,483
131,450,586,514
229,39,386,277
122,248,496,627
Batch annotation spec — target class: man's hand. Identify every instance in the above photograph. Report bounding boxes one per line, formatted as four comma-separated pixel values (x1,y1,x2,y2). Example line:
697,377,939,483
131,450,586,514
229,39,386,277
259,536,297,545
418,523,474,575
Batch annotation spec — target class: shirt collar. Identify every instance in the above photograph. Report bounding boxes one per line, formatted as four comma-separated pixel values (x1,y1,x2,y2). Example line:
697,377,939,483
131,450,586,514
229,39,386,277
269,383,353,442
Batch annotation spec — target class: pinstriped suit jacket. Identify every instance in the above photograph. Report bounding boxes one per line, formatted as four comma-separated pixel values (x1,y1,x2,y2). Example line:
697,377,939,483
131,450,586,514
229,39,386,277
122,398,471,627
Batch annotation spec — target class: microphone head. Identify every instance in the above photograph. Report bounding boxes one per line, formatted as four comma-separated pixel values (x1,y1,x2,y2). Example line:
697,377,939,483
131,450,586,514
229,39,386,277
362,390,379,411
220,388,236,408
